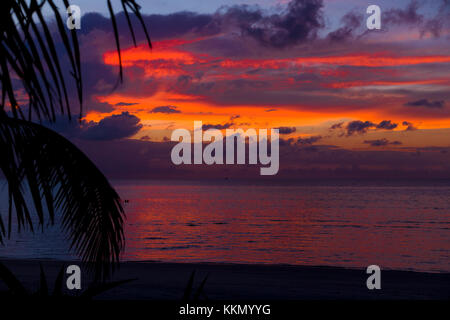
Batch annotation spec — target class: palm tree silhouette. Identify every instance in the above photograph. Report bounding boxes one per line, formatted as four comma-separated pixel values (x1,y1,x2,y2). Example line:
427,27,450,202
0,0,151,279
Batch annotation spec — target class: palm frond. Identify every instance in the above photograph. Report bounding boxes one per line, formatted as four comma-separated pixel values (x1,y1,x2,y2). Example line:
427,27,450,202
38,263,49,296
52,265,65,296
0,261,136,298
0,261,27,295
182,270,209,301
182,270,196,301
0,0,152,279
0,116,125,279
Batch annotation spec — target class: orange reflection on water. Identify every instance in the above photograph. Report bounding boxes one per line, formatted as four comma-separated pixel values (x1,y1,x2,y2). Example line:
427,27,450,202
117,181,450,273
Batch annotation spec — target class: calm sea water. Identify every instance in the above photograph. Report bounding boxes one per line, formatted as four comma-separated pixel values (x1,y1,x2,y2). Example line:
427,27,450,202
1,180,449,273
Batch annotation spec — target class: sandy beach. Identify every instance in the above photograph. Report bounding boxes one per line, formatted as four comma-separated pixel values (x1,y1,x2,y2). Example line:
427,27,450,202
0,259,448,300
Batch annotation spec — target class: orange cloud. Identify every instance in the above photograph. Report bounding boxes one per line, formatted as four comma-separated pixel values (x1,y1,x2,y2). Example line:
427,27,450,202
219,53,450,69
103,38,211,77
324,78,450,89
96,43,450,147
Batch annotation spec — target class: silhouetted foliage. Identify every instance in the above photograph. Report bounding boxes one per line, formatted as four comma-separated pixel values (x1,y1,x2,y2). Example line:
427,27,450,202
182,270,209,301
0,261,136,299
0,0,151,279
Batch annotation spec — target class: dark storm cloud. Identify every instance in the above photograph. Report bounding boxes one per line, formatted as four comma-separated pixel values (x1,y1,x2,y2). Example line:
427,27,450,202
150,106,181,114
363,139,402,147
384,1,424,26
404,99,445,109
376,120,398,130
116,102,138,106
345,121,375,136
339,120,401,136
329,122,343,130
297,135,322,145
80,12,213,40
202,123,233,130
43,112,142,141
382,0,449,37
81,112,142,140
402,121,418,131
245,0,324,48
327,11,363,41
207,0,324,48
276,126,297,134
177,75,194,85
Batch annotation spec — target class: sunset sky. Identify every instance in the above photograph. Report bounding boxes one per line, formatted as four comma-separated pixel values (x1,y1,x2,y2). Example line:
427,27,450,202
35,0,450,179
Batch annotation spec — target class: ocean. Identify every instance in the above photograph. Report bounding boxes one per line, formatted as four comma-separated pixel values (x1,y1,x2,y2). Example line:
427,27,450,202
1,179,449,273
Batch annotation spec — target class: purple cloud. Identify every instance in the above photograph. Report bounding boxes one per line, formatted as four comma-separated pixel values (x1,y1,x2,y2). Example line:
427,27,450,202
208,0,325,48
402,121,418,131
297,135,322,145
404,99,445,109
81,112,143,140
150,105,181,114
202,123,234,130
277,126,297,134
346,121,375,136
363,139,402,147
376,120,398,130
116,102,138,106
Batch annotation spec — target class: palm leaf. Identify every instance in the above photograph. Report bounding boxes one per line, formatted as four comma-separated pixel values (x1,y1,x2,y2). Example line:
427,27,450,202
38,263,49,296
182,270,196,301
53,265,65,296
108,0,124,81
0,0,152,279
0,261,27,296
182,270,209,301
0,116,125,279
193,274,209,301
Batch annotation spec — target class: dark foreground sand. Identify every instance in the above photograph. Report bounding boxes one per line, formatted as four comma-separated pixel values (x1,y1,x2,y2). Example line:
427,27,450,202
0,259,448,300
